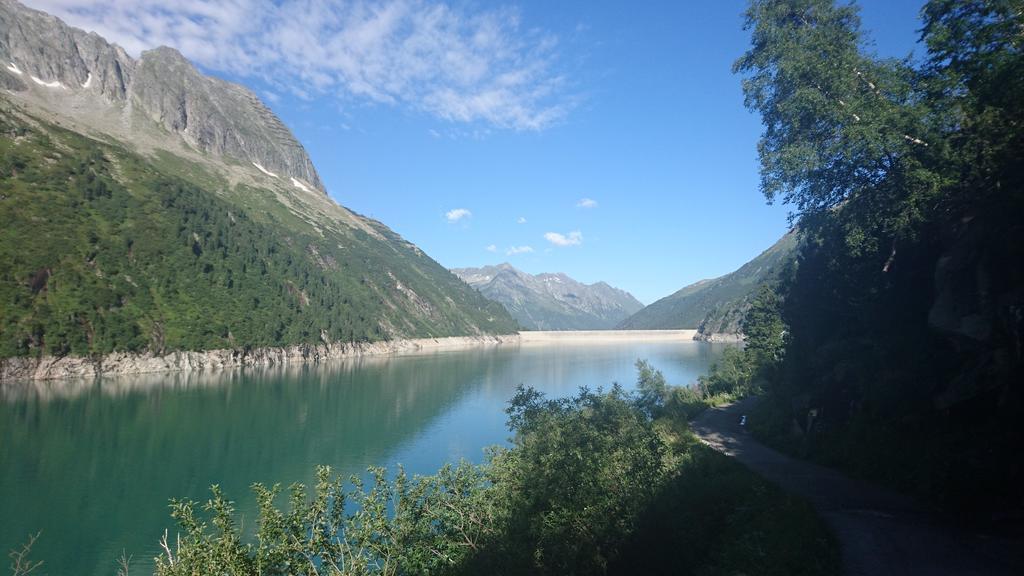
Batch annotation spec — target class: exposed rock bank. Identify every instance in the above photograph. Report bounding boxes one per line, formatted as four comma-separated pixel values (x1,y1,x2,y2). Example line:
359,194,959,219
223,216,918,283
693,332,745,343
0,335,519,383
519,329,697,343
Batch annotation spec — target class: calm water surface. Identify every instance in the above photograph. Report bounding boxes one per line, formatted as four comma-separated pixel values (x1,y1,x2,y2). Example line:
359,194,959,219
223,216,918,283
0,340,730,575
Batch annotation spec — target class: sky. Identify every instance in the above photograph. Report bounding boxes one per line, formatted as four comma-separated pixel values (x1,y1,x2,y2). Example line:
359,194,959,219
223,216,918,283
26,0,926,304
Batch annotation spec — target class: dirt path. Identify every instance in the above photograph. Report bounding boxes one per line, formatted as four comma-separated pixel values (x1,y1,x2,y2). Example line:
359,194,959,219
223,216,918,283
692,397,1019,576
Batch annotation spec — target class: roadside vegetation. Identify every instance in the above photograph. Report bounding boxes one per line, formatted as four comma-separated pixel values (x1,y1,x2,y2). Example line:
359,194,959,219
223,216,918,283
730,0,1024,523
130,361,835,576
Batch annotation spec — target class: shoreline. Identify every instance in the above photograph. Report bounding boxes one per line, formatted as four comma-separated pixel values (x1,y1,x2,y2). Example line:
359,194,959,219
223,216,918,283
519,329,698,343
0,329,713,383
0,334,519,383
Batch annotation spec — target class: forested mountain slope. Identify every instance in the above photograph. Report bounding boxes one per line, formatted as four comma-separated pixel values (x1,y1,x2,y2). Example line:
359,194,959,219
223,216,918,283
619,231,797,337
0,0,323,190
0,105,516,359
0,0,518,362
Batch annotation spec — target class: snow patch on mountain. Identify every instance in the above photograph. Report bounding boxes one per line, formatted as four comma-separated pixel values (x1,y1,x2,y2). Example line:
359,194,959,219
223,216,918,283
291,177,313,193
252,162,279,178
30,75,63,88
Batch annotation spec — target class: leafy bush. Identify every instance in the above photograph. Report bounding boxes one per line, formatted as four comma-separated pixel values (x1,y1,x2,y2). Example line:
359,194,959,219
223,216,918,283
146,369,838,576
633,359,669,418
477,384,668,574
155,464,492,576
698,347,756,398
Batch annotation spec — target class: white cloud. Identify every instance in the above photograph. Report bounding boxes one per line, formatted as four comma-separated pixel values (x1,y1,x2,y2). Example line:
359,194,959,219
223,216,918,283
25,0,573,130
516,216,527,224
544,230,582,247
576,197,597,208
485,244,497,252
445,208,472,223
506,245,534,255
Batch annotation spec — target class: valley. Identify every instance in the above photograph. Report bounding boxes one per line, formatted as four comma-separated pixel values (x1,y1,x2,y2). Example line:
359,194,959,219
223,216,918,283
2,0,1021,575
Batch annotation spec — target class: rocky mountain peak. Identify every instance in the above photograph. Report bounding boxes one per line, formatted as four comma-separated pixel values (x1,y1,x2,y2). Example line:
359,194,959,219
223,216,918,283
453,264,644,330
0,0,324,193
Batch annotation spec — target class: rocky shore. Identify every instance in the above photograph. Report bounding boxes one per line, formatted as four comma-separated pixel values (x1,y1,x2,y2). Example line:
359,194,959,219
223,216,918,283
519,329,698,342
0,334,520,383
693,332,745,343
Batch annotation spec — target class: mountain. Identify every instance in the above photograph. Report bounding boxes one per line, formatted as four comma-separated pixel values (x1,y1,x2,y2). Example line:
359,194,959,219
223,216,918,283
618,231,798,338
0,0,517,362
452,264,644,330
0,0,322,190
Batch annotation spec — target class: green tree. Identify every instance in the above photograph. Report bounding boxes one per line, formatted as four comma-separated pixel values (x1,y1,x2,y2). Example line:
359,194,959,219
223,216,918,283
478,385,667,575
742,284,786,365
735,0,1024,516
698,347,754,398
735,0,944,253
634,359,669,418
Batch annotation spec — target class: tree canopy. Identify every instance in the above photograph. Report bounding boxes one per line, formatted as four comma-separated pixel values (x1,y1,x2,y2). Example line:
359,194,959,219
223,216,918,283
737,0,1024,517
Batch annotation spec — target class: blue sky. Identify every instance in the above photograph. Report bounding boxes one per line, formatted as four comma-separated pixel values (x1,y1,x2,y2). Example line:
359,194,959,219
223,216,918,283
31,0,925,304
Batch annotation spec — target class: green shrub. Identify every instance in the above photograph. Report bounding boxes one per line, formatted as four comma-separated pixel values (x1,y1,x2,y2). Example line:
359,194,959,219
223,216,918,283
146,366,839,576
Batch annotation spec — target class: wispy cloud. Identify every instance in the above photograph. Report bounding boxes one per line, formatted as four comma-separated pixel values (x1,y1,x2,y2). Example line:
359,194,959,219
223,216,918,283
544,231,582,246
485,244,497,252
506,245,534,255
445,208,472,223
576,197,597,208
516,216,527,224
26,0,574,130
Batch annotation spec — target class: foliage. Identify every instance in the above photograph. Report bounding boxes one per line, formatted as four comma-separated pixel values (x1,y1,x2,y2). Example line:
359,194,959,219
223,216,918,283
660,384,708,421
695,282,788,399
736,0,1024,517
741,283,787,365
155,464,492,576
734,0,942,239
698,347,755,398
480,384,667,575
145,366,839,576
0,105,517,358
634,359,669,418
613,444,839,576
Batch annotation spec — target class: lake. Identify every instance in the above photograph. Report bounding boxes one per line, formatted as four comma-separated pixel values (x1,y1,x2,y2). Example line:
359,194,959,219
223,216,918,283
0,339,730,575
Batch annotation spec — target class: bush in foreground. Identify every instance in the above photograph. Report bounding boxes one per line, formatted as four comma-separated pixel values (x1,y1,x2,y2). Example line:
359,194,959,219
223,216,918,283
147,366,837,576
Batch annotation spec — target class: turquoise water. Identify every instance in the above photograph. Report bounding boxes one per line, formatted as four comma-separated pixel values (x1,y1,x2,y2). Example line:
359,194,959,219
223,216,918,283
0,340,729,575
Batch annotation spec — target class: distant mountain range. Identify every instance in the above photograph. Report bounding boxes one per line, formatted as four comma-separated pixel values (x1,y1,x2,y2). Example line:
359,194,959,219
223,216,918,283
0,0,517,362
619,231,798,338
453,264,644,331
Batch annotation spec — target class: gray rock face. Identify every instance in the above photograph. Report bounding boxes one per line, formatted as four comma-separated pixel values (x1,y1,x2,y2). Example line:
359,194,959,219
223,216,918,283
0,334,519,382
453,263,644,330
0,0,323,192
131,47,322,188
1,0,135,101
